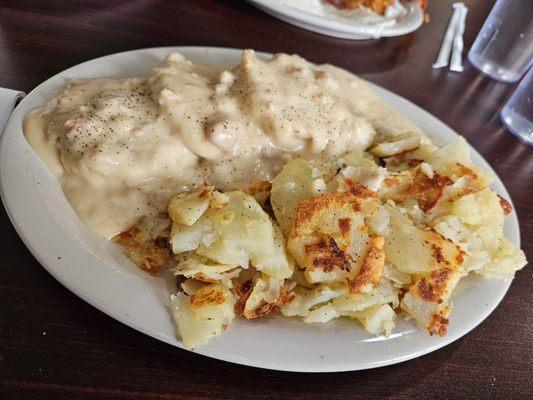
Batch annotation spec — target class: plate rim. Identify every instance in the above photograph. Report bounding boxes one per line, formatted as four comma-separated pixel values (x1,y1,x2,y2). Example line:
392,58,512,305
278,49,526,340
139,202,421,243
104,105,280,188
0,46,520,372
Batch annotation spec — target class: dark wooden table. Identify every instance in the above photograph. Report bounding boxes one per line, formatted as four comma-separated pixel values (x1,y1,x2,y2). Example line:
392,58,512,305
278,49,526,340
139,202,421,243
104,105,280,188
1,1,531,399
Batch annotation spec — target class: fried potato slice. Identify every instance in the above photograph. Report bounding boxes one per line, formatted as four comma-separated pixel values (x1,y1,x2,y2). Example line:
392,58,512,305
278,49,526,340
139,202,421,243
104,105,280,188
289,191,370,268
170,190,292,279
113,215,171,275
347,235,385,293
408,169,453,213
235,274,290,319
174,254,241,288
288,189,385,293
165,135,526,346
432,188,526,279
384,205,464,274
280,284,346,317
331,278,398,313
170,283,235,349
348,304,397,336
303,303,340,323
271,159,330,236
369,132,421,157
339,151,378,169
452,189,503,230
379,165,453,215
379,139,494,218
413,139,493,199
331,160,388,195
401,266,463,336
244,180,272,208
479,237,527,279
168,187,213,226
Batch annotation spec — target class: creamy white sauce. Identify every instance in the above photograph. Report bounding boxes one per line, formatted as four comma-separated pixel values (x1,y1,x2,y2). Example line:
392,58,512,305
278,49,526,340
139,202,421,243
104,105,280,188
24,50,419,239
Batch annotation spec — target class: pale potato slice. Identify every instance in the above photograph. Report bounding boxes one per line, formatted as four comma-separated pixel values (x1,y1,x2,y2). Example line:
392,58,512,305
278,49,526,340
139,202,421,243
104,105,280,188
198,192,292,278
280,284,346,318
170,283,235,349
382,263,412,287
303,303,340,323
271,159,329,236
331,278,398,313
236,274,287,319
170,191,292,279
477,237,527,279
168,187,213,226
210,191,230,210
339,151,378,168
180,278,207,295
369,133,421,157
170,217,213,254
245,180,272,208
424,138,471,174
452,189,503,230
451,189,508,254
304,267,345,285
433,215,491,273
399,143,439,162
339,166,387,192
383,144,437,173
174,254,241,287
348,304,396,336
259,223,295,279
384,205,464,274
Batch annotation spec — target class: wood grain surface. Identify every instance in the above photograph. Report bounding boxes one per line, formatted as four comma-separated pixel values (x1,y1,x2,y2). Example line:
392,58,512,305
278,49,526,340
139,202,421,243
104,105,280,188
1,1,531,399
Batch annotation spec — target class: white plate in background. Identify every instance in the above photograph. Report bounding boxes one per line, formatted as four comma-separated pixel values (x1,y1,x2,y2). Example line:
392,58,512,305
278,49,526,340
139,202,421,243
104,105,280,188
0,47,519,372
248,0,424,39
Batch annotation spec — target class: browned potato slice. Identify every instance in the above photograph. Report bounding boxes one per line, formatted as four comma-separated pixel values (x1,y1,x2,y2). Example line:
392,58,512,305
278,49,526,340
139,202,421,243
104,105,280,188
401,266,463,336
170,283,235,349
113,217,171,275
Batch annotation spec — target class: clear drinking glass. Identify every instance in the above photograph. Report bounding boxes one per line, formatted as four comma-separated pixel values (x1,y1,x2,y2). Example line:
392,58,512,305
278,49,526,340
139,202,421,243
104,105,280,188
468,0,533,83
500,67,533,145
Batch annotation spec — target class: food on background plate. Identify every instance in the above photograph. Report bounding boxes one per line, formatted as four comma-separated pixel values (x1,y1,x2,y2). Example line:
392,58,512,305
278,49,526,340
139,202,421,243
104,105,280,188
275,0,427,36
24,51,527,350
250,0,427,40
324,0,427,14
324,0,396,15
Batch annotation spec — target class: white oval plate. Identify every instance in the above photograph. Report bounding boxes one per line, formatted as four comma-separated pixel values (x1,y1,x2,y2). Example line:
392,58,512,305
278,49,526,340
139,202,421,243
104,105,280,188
0,47,519,372
248,0,424,39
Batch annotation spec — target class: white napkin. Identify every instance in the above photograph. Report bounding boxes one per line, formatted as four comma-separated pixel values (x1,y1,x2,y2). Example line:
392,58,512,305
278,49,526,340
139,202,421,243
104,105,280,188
0,88,26,134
